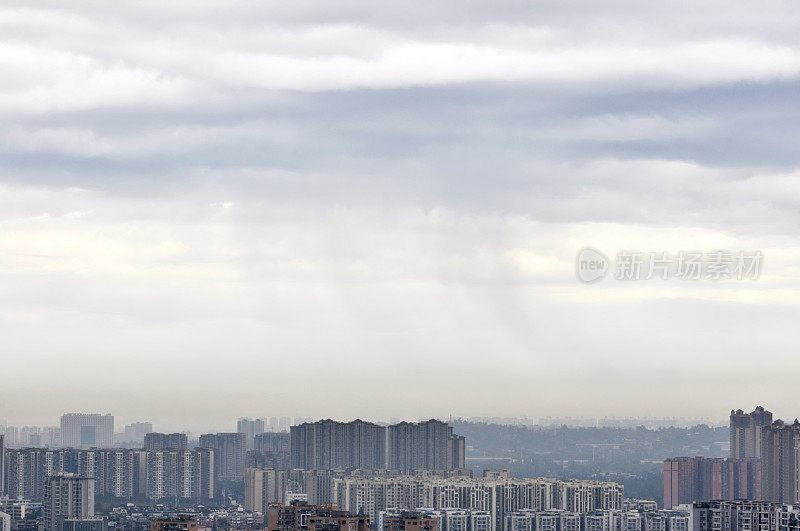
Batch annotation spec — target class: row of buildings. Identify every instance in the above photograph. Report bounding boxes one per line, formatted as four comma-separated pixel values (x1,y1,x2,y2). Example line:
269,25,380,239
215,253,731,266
0,420,465,504
662,457,761,509
291,420,466,473
2,418,465,488
1,473,102,531
238,419,296,449
1,414,303,451
246,470,625,530
262,501,685,531
691,500,800,531
664,406,800,508
504,509,688,531
0,431,282,500
1,446,215,501
0,414,118,450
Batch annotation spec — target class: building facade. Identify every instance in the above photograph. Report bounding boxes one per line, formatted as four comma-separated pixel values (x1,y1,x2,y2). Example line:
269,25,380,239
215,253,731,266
291,420,386,471
690,500,800,531
266,500,370,531
387,421,465,473
199,433,246,480
760,419,800,504
43,474,94,531
144,433,188,451
334,475,623,530
256,433,292,454
730,407,773,460
663,457,762,509
0,435,4,496
60,415,114,450
143,449,214,500
238,419,266,450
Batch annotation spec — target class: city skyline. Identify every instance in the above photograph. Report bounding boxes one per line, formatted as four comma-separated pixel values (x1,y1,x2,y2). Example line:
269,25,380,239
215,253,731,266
0,411,738,435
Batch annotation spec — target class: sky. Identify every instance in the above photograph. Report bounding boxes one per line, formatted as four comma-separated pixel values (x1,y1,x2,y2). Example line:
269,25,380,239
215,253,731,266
2,0,800,431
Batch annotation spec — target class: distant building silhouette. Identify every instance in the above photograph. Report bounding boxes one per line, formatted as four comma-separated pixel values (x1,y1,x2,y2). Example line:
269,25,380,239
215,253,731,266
238,418,265,449
144,432,187,451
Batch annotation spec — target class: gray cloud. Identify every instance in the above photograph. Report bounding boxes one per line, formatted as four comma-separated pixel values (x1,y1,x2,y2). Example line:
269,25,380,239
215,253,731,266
1,0,800,429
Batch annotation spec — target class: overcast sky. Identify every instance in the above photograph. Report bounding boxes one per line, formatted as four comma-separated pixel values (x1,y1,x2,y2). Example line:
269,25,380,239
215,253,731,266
2,0,800,431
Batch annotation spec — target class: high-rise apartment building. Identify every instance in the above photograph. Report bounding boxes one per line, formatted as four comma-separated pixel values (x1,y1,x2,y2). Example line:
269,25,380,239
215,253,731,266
266,417,294,433
0,435,4,496
663,457,762,509
60,414,114,449
245,468,335,512
144,433,188,451
244,468,294,513
77,450,105,492
246,448,291,470
5,448,71,500
199,433,246,480
43,474,94,531
3,448,139,500
1,447,211,501
118,422,153,445
760,419,800,504
244,468,268,513
41,427,62,448
255,433,291,454
74,448,141,498
102,449,137,498
2,428,18,448
730,406,773,460
291,420,386,470
238,419,265,449
143,449,214,500
387,420,466,473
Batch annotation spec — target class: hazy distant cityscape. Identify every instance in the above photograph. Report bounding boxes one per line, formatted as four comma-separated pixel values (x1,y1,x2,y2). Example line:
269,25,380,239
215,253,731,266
0,416,727,450
0,406,798,531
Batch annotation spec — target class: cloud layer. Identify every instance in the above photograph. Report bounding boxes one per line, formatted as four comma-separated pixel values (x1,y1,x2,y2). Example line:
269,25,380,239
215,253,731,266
2,0,800,429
